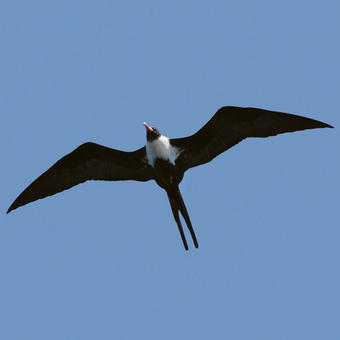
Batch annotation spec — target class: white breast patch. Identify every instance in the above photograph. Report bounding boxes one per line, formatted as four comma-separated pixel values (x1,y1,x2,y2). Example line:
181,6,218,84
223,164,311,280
146,135,182,166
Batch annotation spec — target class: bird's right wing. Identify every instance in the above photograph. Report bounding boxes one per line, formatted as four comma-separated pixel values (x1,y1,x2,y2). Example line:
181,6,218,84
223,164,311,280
7,142,154,213
171,106,333,172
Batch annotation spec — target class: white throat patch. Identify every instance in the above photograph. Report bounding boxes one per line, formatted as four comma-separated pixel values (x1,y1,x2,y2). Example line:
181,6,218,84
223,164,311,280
146,135,181,166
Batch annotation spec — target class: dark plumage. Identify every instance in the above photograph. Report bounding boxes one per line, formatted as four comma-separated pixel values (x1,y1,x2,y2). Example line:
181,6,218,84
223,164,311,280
7,106,333,250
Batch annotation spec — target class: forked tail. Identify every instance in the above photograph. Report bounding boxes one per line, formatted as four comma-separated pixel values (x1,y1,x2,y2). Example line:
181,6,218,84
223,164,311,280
166,187,199,251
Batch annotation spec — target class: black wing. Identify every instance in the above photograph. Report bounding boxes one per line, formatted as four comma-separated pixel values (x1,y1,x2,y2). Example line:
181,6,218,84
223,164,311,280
7,142,153,213
172,106,333,171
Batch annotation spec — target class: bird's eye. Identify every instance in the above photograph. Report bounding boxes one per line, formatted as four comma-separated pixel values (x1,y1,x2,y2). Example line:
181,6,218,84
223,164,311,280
152,127,156,131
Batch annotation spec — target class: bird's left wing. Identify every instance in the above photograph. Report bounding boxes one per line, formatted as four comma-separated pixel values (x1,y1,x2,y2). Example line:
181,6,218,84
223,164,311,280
171,106,333,172
171,106,332,171
7,142,153,213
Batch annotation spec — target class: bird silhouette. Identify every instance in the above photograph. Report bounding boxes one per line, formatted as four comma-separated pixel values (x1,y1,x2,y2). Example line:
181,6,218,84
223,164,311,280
7,106,333,250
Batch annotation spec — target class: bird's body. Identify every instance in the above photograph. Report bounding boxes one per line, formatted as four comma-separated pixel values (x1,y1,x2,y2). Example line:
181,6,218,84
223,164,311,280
7,106,333,250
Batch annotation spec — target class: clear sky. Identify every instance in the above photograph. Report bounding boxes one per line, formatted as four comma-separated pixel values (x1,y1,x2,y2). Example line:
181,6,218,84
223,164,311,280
1,1,339,339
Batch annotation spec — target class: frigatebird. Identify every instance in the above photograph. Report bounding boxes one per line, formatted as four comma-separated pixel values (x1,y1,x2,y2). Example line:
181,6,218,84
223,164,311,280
7,106,333,250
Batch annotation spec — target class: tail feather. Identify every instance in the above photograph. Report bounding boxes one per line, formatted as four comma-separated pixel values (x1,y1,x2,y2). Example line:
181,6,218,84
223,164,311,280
167,192,189,251
167,187,199,250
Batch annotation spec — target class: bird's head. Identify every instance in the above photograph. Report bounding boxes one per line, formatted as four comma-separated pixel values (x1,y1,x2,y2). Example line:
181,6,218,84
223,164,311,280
143,122,161,141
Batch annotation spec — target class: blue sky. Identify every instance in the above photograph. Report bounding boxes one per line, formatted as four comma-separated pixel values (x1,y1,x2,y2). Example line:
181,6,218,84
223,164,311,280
1,1,339,339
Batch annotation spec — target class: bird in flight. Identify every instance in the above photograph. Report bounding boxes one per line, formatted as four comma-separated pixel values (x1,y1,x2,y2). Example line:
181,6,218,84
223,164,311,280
7,106,333,250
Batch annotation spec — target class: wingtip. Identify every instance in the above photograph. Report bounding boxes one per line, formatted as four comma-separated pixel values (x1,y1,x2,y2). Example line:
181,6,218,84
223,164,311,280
313,119,333,129
309,121,333,130
7,201,19,214
321,121,334,129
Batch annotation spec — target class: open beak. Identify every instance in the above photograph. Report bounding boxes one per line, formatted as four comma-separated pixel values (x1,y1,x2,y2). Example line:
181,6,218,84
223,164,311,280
143,122,153,132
